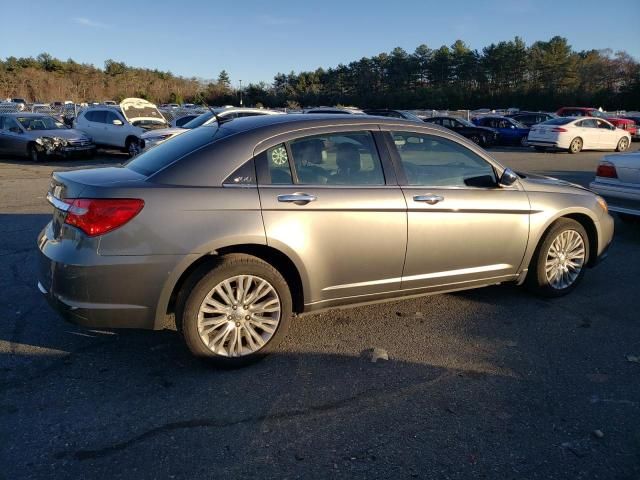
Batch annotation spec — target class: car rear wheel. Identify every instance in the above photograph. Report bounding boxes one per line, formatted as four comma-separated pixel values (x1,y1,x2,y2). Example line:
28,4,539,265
520,136,528,147
178,254,293,367
616,137,629,152
469,134,481,145
568,137,583,154
526,218,589,297
27,144,43,162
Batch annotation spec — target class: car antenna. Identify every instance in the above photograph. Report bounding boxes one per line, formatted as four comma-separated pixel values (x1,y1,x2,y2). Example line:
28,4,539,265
202,101,231,125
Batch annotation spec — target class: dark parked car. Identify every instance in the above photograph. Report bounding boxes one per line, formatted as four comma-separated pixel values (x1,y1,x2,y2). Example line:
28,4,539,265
38,115,613,366
423,116,499,146
0,113,95,160
473,116,530,146
507,112,557,127
363,109,423,122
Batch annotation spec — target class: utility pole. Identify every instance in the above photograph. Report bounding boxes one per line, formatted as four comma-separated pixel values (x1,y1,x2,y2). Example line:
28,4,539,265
239,79,243,107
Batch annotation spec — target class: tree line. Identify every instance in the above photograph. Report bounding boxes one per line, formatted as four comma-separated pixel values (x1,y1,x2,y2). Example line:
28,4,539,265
1,36,638,111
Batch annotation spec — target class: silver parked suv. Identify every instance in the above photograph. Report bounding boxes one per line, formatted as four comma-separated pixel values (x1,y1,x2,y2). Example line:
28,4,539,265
38,115,614,366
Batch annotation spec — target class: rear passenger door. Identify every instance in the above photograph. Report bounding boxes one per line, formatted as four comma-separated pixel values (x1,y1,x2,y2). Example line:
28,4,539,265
384,129,530,291
256,128,407,305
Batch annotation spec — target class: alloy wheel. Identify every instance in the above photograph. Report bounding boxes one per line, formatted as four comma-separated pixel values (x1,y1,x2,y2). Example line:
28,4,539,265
197,275,281,357
544,230,585,290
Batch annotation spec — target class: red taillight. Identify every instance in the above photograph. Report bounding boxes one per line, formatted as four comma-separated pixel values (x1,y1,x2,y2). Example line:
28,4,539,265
596,162,618,179
551,127,568,132
63,198,144,236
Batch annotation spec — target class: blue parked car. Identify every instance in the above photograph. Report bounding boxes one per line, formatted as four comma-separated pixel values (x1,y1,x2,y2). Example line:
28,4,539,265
472,115,530,146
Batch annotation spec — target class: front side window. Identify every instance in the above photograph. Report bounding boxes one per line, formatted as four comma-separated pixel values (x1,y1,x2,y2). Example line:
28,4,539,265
289,132,385,185
105,111,122,125
391,131,497,188
85,110,107,123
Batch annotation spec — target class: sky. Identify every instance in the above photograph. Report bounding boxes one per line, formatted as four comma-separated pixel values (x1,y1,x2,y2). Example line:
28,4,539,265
2,0,639,85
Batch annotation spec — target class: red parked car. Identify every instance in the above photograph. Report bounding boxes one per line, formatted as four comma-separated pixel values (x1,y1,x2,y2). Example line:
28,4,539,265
556,107,637,138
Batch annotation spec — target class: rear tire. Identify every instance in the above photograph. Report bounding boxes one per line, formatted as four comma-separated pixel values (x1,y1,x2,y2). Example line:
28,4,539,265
526,218,589,297
520,136,528,147
469,134,481,145
568,137,583,154
178,254,293,367
616,137,629,152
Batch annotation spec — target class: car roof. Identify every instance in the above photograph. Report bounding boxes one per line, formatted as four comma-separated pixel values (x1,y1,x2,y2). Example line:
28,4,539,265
218,113,447,135
1,112,56,117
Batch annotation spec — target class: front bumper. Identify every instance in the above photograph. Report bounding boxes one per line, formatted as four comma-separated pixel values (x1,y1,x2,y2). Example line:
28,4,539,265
38,223,184,330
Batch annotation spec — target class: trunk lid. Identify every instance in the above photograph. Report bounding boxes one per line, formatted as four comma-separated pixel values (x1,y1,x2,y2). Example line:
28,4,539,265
47,167,147,239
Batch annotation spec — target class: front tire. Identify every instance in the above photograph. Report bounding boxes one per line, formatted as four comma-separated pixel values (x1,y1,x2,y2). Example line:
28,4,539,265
568,137,583,154
179,254,293,367
520,136,528,147
526,218,589,297
125,137,140,158
616,137,629,152
27,144,43,162
469,134,481,145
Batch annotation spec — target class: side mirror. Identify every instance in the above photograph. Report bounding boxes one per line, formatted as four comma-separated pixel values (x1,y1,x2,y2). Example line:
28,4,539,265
112,119,123,126
499,168,518,187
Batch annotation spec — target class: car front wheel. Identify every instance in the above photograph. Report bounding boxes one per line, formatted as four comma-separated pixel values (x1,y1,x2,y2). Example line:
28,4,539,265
178,254,293,366
526,218,589,297
616,137,629,152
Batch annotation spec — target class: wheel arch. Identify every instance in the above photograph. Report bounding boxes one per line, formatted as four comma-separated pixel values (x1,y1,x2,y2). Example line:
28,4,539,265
525,211,599,272
158,244,306,329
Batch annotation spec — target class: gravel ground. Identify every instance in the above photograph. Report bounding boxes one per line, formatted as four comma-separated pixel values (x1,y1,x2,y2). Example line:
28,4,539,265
1,144,639,479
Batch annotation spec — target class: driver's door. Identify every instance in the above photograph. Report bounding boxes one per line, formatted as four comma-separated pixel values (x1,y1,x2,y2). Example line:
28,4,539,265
384,130,530,291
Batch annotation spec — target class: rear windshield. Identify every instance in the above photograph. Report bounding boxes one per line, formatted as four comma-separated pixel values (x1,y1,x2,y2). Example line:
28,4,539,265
126,126,218,176
540,118,573,125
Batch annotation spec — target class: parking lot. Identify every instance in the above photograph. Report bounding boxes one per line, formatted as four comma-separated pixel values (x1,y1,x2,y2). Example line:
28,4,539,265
1,145,639,479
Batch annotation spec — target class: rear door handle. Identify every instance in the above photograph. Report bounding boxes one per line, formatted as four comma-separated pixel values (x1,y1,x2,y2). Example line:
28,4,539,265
413,194,444,205
277,193,317,205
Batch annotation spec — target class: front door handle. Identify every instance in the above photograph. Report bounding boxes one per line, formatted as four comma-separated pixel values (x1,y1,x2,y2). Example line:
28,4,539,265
277,193,317,205
413,194,444,205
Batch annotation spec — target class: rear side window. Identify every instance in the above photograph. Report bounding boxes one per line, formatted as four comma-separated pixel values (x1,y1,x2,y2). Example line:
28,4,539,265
391,131,496,188
85,110,106,123
259,143,294,185
289,132,384,185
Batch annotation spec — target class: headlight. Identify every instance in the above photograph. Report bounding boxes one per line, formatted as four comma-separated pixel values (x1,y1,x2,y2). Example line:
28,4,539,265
595,196,608,214
52,137,68,146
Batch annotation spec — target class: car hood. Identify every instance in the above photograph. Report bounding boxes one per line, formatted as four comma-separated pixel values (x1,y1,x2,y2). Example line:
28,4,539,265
518,172,591,195
120,97,166,124
26,128,90,141
140,127,186,139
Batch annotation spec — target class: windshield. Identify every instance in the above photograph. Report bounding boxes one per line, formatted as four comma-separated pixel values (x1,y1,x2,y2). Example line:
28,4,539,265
508,118,528,129
17,116,66,130
182,111,215,129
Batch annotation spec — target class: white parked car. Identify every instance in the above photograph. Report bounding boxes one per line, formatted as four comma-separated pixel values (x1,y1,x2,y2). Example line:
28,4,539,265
140,107,284,151
74,98,167,156
589,152,640,219
528,117,631,153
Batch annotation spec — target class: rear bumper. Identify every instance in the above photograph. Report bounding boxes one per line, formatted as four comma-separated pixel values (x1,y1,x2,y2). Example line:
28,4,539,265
38,223,184,330
589,181,640,217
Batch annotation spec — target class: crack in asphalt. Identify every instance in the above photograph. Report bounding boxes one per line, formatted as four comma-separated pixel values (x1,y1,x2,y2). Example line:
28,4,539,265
57,372,452,461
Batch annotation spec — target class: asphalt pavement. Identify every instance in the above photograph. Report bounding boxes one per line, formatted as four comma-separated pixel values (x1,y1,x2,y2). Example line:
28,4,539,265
1,145,639,479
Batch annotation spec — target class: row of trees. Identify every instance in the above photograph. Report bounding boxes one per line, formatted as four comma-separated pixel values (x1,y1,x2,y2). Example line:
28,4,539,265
1,36,638,110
